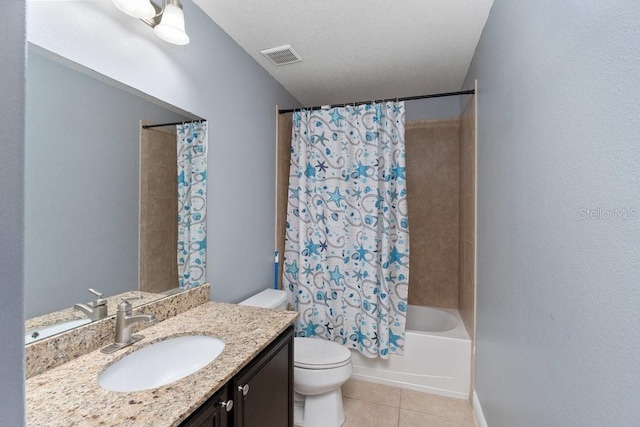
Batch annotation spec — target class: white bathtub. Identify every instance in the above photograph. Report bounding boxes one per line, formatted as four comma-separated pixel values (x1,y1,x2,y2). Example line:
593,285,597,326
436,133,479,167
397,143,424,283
349,305,471,399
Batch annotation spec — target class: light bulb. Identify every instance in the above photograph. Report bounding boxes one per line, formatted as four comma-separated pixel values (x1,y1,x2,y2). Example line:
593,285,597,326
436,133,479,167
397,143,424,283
112,0,156,20
154,3,190,45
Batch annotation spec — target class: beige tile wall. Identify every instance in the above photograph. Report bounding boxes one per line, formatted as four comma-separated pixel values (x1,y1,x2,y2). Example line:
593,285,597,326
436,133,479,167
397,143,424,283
458,95,476,340
140,126,178,293
276,113,293,288
406,118,460,308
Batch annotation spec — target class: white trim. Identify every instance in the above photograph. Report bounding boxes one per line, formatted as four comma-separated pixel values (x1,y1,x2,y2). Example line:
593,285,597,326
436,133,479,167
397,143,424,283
473,390,488,427
274,104,280,255
473,78,478,344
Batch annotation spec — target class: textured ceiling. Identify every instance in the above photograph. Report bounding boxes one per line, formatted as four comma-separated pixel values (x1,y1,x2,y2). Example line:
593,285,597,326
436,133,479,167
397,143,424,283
193,0,493,106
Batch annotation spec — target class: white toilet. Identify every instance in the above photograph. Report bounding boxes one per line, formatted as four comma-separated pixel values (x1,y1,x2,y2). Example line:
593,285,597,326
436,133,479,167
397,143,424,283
240,289,352,427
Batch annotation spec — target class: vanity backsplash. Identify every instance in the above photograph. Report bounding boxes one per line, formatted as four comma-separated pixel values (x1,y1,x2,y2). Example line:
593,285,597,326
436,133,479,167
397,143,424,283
26,284,210,378
25,291,161,332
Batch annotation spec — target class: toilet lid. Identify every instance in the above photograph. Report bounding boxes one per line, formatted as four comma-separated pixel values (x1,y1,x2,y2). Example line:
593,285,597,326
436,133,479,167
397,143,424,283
294,338,351,370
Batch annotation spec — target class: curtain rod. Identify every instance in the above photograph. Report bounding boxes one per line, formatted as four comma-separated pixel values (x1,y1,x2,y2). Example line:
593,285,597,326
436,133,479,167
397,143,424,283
142,119,205,129
278,89,475,114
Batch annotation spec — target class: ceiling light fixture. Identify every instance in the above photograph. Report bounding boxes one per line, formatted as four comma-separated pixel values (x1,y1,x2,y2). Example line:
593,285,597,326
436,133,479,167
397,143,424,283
112,0,190,45
112,0,156,19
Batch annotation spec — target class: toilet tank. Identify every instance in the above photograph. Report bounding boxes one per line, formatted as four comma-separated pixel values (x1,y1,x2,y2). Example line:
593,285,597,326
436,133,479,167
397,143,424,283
239,289,288,310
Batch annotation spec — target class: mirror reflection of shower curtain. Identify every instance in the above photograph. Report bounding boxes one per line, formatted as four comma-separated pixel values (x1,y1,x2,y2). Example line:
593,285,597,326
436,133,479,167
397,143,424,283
284,102,410,359
177,121,208,289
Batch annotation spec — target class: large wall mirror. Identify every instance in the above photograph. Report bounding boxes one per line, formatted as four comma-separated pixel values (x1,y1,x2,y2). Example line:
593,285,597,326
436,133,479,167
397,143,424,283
24,46,203,343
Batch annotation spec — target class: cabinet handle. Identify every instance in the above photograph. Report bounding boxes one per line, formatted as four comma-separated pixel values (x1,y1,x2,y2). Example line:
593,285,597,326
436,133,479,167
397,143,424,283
238,384,250,396
220,400,233,412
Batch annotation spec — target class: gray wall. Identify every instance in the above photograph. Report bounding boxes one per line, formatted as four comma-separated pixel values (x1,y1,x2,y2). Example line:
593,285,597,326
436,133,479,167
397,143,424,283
465,1,640,425
0,0,298,421
405,96,461,121
0,1,26,424
25,52,192,319
27,0,300,304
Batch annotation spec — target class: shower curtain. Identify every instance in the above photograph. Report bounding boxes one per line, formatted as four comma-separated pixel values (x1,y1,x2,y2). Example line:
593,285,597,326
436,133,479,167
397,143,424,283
177,121,208,289
284,102,409,358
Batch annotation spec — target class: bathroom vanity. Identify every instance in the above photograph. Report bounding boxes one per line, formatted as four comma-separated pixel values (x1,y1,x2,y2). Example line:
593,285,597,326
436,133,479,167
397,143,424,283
181,326,293,427
26,300,297,426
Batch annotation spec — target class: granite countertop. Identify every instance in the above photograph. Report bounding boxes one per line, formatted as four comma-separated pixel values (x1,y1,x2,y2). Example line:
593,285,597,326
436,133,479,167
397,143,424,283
26,302,298,427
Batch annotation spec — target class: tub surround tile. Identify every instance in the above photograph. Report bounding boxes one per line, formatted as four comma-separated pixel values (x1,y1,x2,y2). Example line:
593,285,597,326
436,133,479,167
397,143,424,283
145,197,178,233
405,267,431,307
407,197,432,237
342,378,402,408
147,229,177,266
405,129,431,197
405,117,459,130
145,126,178,168
145,228,179,294
405,118,460,310
26,284,210,378
140,126,178,294
430,199,459,308
276,185,288,287
146,259,178,294
430,165,460,207
277,112,293,288
147,164,176,199
26,301,298,427
460,151,474,200
461,195,475,242
278,112,293,162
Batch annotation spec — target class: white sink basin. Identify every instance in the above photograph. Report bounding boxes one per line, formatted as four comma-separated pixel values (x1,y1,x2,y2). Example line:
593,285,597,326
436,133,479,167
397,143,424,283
25,318,92,344
98,335,225,392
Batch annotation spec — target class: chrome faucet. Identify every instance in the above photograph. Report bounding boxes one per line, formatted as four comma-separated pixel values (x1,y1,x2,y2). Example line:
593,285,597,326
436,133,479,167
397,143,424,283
74,288,108,321
102,298,157,353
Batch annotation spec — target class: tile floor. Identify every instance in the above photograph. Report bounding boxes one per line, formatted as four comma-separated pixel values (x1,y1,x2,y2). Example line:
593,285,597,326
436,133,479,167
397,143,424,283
341,379,475,427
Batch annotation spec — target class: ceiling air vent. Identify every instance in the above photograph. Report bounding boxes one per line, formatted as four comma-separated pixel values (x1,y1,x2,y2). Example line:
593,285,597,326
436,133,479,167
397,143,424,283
260,45,303,66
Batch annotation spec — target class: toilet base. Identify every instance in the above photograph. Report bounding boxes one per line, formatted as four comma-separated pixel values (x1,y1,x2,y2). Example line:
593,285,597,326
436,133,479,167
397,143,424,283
293,388,346,427
294,399,304,426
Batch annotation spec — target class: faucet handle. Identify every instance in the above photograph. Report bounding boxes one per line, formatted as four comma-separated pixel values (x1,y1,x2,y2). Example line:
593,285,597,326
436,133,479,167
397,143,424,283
117,299,132,312
88,288,104,298
117,296,142,312
88,288,107,306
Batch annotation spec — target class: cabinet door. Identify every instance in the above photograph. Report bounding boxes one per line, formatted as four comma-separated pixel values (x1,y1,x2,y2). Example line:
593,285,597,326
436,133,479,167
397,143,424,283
180,386,230,427
233,327,293,427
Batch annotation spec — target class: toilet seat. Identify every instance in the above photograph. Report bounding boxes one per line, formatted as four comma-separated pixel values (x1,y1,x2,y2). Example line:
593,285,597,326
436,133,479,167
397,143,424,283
294,338,351,370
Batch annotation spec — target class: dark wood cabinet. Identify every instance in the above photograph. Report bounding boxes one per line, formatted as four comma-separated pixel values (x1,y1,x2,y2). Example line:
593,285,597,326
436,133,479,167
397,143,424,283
232,326,293,427
180,386,230,427
180,326,293,427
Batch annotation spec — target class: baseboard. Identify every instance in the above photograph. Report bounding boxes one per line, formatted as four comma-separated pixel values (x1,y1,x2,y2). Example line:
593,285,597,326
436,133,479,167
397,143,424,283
350,373,469,400
473,390,487,427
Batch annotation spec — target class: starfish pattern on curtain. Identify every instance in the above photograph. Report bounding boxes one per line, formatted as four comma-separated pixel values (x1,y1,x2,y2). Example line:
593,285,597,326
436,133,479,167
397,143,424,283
284,102,409,358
